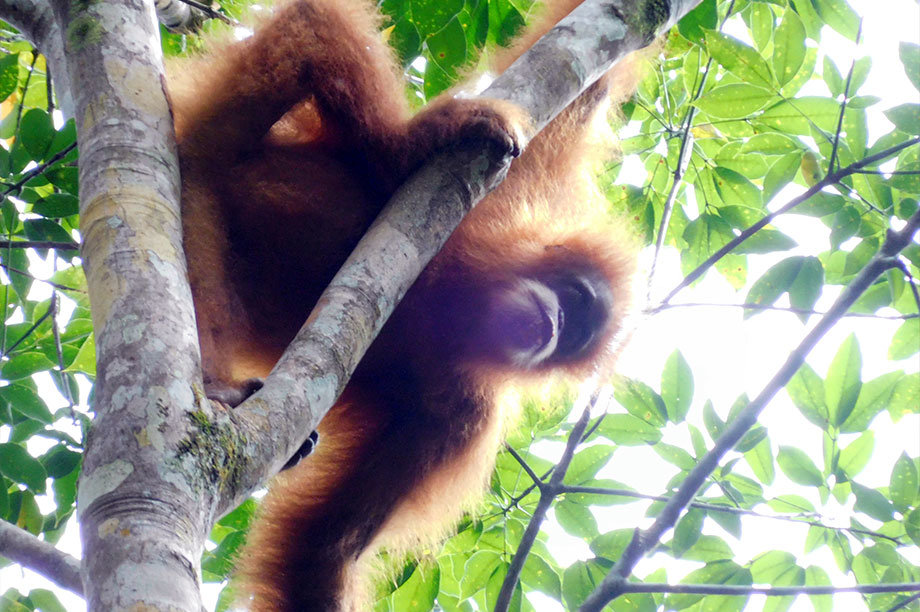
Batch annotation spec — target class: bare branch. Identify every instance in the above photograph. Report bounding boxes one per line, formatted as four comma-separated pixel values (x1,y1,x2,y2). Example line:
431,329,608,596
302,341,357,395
0,519,83,595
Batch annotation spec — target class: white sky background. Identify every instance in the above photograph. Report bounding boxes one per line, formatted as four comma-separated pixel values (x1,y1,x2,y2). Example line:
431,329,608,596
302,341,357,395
2,0,919,610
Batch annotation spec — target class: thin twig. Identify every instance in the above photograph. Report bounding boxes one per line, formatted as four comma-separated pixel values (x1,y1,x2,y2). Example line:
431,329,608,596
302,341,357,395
0,240,79,250
648,301,919,320
617,582,919,597
559,485,903,544
0,262,85,292
495,393,598,612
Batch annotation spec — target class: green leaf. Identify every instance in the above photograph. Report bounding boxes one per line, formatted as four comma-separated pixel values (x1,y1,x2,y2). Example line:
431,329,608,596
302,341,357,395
900,42,920,92
562,559,607,610
713,166,761,207
838,431,873,478
0,443,47,492
26,589,67,612
750,3,773,49
768,494,814,513
787,363,828,427
793,192,845,216
694,84,774,118
825,334,861,426
661,350,693,422
684,534,733,562
461,550,501,598
613,379,667,426
852,483,894,522
744,256,822,321
653,443,696,470
849,57,871,94
777,445,823,487
813,0,860,40
677,0,717,44
672,508,704,557
822,56,844,98
890,452,919,509
66,336,96,375
520,553,561,597
741,133,799,156
1,351,55,380
763,152,802,204
884,104,920,133
23,219,75,244
564,445,615,485
841,371,902,433
745,437,775,485
889,318,920,360
889,372,919,420
0,53,20,101
426,17,466,75
391,565,439,612
0,384,53,424
555,499,598,539
19,108,54,161
758,97,840,134
731,229,797,254
595,414,662,445
773,10,806,86
705,30,773,87
32,193,80,219
40,445,81,479
803,566,832,612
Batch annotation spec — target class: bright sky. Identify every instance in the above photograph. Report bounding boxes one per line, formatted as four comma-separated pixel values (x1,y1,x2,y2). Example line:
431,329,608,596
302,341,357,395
1,1,918,611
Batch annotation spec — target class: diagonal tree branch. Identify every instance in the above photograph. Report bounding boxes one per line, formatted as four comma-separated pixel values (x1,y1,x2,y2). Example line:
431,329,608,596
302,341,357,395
0,519,83,595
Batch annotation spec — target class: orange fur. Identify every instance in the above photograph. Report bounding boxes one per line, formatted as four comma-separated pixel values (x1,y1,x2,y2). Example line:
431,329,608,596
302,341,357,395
170,0,639,609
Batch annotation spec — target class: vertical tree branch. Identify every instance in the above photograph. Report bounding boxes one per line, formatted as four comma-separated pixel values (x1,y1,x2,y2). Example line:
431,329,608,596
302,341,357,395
48,0,212,609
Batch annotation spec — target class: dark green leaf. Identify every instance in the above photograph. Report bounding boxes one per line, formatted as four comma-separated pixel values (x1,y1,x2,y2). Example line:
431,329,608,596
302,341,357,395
19,108,54,160
0,384,53,424
32,194,79,219
677,0,717,44
1,352,55,380
0,443,47,492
